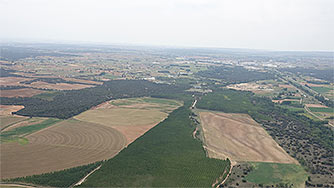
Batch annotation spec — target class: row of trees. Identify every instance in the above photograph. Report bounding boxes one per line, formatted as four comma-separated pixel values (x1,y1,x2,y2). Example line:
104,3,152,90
0,80,187,119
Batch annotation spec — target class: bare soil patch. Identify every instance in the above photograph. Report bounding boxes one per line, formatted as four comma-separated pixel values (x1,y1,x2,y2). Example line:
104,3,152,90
0,88,45,98
199,111,297,164
29,81,94,90
0,120,126,179
0,105,25,116
0,116,28,130
227,83,273,93
279,84,294,89
63,78,103,85
305,104,328,108
0,77,32,86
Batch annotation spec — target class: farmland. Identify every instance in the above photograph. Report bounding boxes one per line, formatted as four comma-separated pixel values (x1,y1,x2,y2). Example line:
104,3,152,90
1,119,126,179
0,88,45,98
199,111,296,164
1,43,333,187
75,97,182,144
197,89,333,186
81,102,231,187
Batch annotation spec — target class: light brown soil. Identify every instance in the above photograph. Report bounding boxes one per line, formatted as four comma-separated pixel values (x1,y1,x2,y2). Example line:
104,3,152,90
0,77,32,86
199,111,297,164
305,104,328,108
0,116,28,130
0,88,45,98
279,84,294,88
0,120,126,179
0,105,25,116
63,78,103,85
111,124,157,146
29,81,94,90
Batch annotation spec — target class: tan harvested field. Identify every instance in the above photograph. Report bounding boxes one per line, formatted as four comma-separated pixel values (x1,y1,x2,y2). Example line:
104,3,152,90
0,119,126,179
75,97,182,145
0,88,45,98
0,116,28,130
29,81,94,90
0,77,32,86
0,105,25,116
279,84,294,88
199,111,297,164
63,78,103,85
305,104,328,108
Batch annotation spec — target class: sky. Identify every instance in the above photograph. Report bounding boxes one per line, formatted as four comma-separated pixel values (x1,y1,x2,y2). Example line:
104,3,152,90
0,0,333,51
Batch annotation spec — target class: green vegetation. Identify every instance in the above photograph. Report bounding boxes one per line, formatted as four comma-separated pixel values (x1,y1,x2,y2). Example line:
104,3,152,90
0,118,61,143
33,91,58,101
196,89,273,121
245,162,308,187
309,107,333,113
197,65,276,83
81,100,230,187
5,162,102,187
310,86,332,93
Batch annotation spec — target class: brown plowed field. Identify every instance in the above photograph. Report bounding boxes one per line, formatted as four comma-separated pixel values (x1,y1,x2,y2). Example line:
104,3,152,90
0,88,45,98
0,116,28,130
0,120,126,179
199,111,297,164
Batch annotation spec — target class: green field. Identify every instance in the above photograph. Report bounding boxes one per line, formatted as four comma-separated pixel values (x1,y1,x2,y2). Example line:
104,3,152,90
33,91,58,101
310,86,333,93
0,118,62,143
245,162,308,187
81,101,230,187
309,107,334,113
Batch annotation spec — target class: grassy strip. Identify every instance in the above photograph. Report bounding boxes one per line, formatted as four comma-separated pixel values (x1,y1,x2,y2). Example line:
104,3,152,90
1,118,61,142
309,107,334,113
80,101,230,187
4,162,102,187
245,162,308,187
310,86,332,93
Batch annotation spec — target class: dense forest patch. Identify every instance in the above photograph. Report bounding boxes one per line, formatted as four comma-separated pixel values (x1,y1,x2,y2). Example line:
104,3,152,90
197,65,276,83
280,67,334,83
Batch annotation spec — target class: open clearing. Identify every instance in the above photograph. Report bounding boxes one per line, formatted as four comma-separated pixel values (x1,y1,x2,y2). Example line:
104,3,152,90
245,162,308,187
0,105,25,116
0,88,45,98
0,119,126,179
199,111,297,164
75,97,182,145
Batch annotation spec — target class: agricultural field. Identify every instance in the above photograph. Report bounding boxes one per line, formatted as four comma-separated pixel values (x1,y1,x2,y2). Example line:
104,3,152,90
0,116,28,130
1,119,126,179
0,105,25,116
0,88,45,98
199,111,296,164
81,104,231,187
75,97,182,144
223,162,308,187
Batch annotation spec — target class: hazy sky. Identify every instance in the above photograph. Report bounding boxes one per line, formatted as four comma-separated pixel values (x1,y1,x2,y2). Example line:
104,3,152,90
0,0,333,51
